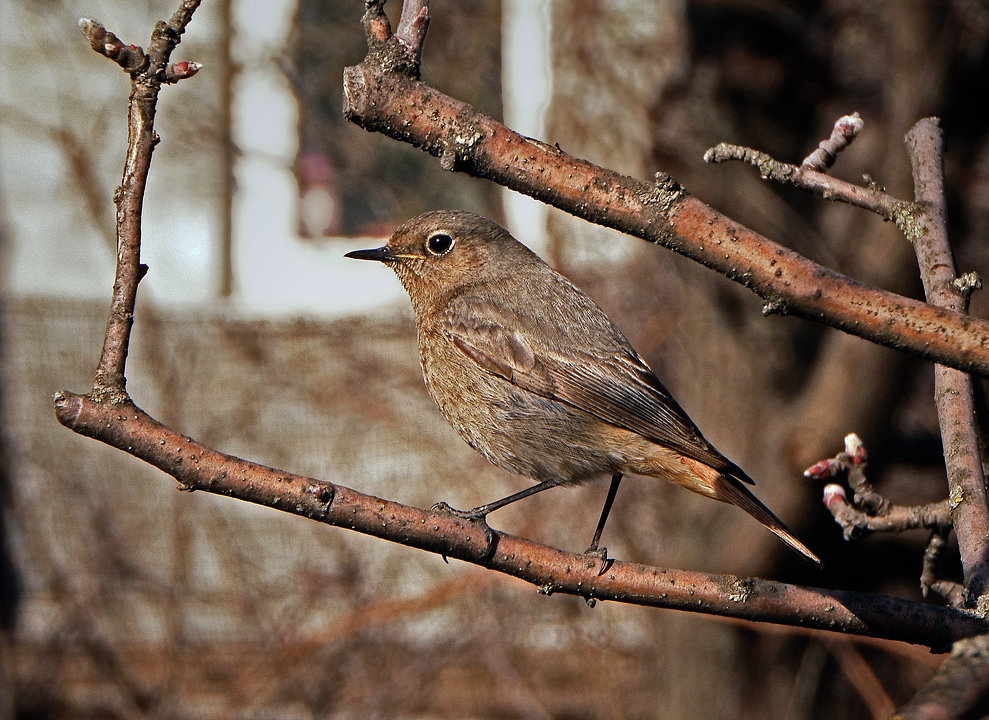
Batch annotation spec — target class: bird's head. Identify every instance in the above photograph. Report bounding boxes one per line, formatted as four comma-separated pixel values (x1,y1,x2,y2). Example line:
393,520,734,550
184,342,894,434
346,210,539,309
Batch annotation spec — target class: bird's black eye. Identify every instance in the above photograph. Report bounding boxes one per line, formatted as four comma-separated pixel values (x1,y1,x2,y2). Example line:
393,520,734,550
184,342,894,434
426,232,455,256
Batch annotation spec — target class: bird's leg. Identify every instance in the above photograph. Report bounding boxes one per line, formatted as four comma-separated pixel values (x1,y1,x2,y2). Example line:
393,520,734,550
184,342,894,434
432,480,562,562
584,474,623,567
432,479,561,520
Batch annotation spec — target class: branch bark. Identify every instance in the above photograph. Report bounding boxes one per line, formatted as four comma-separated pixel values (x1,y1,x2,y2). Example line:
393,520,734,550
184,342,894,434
894,635,989,719
52,391,989,650
341,3,989,377
79,8,202,400
905,119,989,612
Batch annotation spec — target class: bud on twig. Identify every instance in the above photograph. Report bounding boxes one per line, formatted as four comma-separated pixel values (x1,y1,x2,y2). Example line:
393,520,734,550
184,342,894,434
823,483,847,510
164,61,203,83
801,113,864,171
844,432,867,464
79,17,148,73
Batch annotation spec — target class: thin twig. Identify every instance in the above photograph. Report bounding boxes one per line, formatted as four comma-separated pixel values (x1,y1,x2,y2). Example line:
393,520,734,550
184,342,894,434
393,0,430,64
703,142,913,228
811,435,952,539
823,487,951,541
921,530,965,605
79,11,201,401
811,435,958,599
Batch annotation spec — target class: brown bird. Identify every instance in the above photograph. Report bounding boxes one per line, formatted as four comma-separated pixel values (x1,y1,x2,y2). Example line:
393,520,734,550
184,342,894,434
346,210,820,565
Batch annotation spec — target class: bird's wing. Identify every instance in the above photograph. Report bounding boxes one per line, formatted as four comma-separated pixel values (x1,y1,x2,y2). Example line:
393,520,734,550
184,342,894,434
442,293,751,481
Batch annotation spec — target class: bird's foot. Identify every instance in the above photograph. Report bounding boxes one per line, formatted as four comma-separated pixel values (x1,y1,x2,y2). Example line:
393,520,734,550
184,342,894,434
582,544,613,577
430,501,489,522
430,501,498,559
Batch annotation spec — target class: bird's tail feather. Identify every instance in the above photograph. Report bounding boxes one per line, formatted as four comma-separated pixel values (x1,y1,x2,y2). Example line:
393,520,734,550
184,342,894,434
719,475,822,566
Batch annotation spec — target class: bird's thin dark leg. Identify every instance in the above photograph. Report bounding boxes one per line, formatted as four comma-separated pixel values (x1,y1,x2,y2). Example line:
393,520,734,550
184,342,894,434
585,473,623,559
432,479,561,520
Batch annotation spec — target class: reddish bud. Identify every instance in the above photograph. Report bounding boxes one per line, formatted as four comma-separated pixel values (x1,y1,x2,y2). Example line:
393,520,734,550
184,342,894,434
823,483,847,509
835,113,864,140
165,61,203,82
804,460,835,480
844,432,867,463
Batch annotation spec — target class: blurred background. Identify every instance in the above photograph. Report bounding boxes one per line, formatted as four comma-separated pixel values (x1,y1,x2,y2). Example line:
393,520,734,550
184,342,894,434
2,0,988,717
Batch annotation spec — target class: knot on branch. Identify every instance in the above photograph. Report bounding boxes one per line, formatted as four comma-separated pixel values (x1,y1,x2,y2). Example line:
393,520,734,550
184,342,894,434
359,0,429,79
952,271,983,300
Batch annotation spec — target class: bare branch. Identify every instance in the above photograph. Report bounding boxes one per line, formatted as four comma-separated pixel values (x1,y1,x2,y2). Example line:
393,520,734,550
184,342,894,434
79,8,202,400
342,37,989,376
906,118,989,613
811,435,959,598
703,141,912,226
823,485,951,540
394,0,430,64
894,634,989,719
709,113,989,613
922,530,965,606
52,391,989,650
78,18,148,73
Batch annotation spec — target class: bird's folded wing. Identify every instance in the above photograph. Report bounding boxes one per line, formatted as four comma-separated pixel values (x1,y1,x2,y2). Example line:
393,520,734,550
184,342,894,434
442,295,750,481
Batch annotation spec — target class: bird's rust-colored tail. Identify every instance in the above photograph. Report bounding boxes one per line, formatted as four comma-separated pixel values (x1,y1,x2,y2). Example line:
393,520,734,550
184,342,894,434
675,455,822,566
719,475,821,565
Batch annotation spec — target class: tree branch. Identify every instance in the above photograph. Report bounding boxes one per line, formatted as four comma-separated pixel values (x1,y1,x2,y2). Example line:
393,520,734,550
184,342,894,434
78,11,201,401
52,391,989,650
810,434,953,545
894,634,989,719
703,140,910,225
341,4,989,377
905,119,989,612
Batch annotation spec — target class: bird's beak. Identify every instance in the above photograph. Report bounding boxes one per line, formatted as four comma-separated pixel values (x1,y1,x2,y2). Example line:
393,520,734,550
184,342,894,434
344,245,398,263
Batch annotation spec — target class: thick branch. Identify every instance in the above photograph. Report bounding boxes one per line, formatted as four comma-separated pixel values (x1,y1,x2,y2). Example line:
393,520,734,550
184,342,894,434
906,119,989,611
53,390,988,650
342,56,989,376
894,634,989,719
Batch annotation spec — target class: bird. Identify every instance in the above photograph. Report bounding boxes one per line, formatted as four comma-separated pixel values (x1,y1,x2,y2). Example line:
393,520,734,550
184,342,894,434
346,210,820,565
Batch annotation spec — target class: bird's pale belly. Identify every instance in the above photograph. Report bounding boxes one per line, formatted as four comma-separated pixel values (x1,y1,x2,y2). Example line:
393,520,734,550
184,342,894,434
422,349,628,484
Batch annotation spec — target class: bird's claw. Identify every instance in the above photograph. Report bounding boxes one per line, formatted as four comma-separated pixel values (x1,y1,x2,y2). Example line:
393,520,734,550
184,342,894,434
583,545,613,576
430,501,487,522
430,501,498,559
